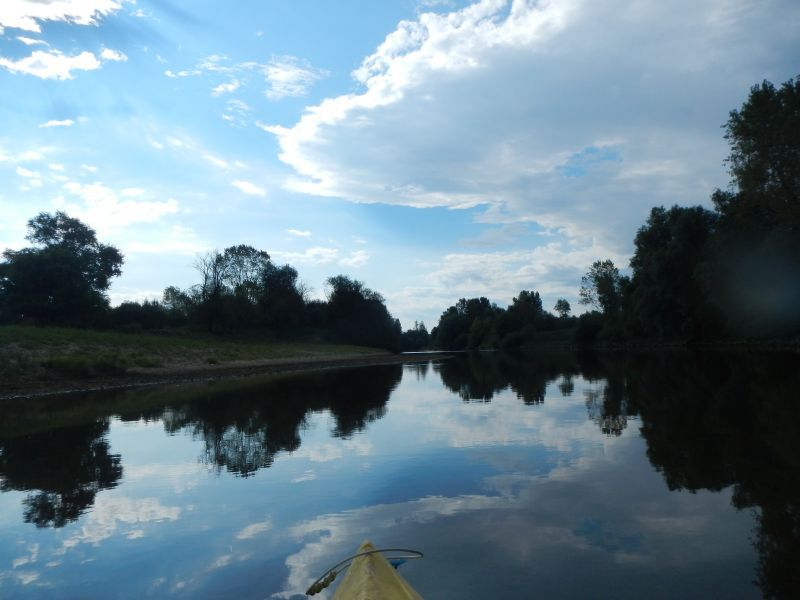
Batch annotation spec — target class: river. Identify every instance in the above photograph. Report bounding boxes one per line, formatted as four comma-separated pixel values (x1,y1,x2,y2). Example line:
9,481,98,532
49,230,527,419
1,350,797,598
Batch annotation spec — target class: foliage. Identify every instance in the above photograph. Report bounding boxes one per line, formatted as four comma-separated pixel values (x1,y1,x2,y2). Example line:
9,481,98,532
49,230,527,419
0,212,123,325
704,77,800,337
325,275,401,351
627,206,723,341
554,298,571,318
579,260,627,315
400,321,430,351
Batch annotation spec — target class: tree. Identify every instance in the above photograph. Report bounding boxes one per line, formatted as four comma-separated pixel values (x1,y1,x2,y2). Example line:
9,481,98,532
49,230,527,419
222,244,270,303
0,212,123,324
705,76,800,337
713,77,799,228
192,245,272,331
259,263,305,330
433,297,501,349
628,205,722,340
400,321,430,351
554,298,571,319
325,275,401,350
194,250,231,332
579,260,627,315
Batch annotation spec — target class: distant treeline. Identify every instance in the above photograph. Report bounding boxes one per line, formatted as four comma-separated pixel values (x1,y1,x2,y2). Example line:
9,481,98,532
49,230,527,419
430,76,800,348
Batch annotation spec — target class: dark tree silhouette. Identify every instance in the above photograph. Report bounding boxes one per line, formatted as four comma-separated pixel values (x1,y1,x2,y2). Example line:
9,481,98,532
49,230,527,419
627,206,722,340
0,421,122,527
0,212,123,324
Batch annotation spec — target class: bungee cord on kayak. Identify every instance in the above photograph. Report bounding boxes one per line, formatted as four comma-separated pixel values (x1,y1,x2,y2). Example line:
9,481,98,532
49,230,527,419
306,546,424,596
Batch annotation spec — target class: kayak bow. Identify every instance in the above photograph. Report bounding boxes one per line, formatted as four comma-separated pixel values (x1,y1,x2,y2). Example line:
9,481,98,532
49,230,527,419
306,541,423,599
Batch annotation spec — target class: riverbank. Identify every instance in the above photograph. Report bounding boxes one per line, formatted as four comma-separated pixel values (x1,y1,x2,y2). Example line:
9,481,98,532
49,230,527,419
0,325,449,400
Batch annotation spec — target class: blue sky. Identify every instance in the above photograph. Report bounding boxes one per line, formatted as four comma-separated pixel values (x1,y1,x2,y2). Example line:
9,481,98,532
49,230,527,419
1,0,798,328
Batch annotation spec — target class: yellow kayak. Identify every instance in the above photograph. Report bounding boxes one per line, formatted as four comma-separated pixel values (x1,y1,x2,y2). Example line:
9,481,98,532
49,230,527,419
307,540,423,599
333,541,422,600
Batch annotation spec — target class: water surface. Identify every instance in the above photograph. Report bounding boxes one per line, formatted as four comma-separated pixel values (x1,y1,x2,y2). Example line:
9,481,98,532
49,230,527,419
1,350,798,598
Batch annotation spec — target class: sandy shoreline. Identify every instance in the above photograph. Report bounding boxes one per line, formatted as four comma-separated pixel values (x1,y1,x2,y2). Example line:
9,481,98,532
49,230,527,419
0,351,453,401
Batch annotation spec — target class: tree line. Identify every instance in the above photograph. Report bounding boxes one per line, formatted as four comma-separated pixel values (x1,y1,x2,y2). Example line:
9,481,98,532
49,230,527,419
430,76,799,348
0,214,405,351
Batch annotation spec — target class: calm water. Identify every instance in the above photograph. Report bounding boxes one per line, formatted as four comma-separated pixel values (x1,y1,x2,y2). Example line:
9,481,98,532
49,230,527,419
1,351,798,599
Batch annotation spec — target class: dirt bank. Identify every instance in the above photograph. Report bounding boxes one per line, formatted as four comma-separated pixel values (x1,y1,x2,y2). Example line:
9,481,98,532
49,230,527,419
0,352,452,401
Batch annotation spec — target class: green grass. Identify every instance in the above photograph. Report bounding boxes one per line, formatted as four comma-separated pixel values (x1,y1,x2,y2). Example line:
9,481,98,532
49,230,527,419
0,325,384,384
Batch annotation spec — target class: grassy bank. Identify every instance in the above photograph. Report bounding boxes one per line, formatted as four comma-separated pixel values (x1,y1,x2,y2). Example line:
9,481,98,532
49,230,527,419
0,325,383,388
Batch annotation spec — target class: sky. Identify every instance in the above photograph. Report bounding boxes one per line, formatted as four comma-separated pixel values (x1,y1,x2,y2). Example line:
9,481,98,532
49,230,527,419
0,0,798,329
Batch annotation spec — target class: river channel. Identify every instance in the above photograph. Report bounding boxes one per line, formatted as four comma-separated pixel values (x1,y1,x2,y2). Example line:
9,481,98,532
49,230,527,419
1,350,797,598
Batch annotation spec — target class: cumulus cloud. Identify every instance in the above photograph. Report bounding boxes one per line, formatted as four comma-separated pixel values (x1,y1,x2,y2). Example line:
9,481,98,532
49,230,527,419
58,181,179,232
0,50,100,79
231,180,266,197
262,0,799,251
0,0,125,33
0,46,127,79
99,47,127,62
212,80,240,96
287,228,311,237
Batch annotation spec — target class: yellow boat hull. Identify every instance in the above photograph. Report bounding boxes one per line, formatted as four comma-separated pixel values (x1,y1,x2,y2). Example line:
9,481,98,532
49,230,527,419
332,541,423,600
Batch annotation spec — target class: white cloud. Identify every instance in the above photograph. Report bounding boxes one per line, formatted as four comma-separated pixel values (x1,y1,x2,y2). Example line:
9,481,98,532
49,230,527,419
59,181,179,232
0,0,125,33
0,50,100,79
16,35,47,46
61,495,180,549
204,154,229,169
271,246,339,265
263,55,328,100
212,80,240,96
235,519,273,540
15,166,39,178
18,150,44,161
39,118,74,128
386,240,626,327
231,180,266,197
100,47,127,62
287,228,311,237
125,225,208,256
222,99,252,126
339,250,370,268
263,0,799,254
49,163,64,171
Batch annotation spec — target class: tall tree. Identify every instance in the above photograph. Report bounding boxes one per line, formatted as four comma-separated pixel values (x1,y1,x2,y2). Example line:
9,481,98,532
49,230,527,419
325,275,400,350
579,260,627,316
705,77,800,337
0,212,123,324
628,205,722,340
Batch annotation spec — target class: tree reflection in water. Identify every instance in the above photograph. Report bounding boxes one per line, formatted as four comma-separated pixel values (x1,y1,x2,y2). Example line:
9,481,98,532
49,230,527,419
434,349,800,599
0,420,122,528
124,363,403,477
